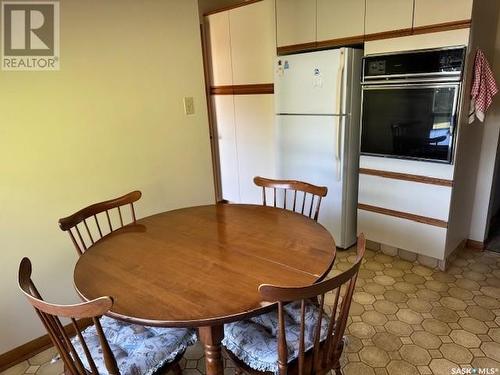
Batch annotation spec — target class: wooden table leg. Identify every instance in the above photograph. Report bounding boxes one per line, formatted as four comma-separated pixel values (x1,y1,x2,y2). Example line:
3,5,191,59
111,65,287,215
198,325,224,375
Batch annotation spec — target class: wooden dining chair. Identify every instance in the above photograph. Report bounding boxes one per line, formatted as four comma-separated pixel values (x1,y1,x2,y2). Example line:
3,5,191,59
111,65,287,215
18,257,196,375
58,191,141,255
253,177,328,221
223,234,366,375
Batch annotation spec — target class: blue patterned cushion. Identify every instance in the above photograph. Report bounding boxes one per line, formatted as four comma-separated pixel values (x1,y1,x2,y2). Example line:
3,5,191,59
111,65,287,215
223,300,330,374
71,316,197,375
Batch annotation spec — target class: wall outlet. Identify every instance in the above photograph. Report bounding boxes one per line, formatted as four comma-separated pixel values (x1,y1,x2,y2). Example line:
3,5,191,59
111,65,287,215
184,96,195,115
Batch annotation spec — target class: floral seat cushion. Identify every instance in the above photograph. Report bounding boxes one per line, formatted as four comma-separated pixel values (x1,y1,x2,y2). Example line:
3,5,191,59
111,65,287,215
222,300,331,374
71,316,197,375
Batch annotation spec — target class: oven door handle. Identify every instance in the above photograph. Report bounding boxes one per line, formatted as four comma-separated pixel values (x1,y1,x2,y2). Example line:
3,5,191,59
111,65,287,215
362,82,461,90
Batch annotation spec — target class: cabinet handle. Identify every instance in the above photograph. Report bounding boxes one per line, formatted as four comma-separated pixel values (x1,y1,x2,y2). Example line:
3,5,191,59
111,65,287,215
335,48,345,181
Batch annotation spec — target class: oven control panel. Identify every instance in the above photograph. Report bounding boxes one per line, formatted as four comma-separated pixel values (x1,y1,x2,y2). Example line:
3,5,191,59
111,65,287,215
363,47,466,81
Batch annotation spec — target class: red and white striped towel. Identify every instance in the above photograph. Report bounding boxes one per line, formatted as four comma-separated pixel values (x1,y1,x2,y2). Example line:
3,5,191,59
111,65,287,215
469,49,498,124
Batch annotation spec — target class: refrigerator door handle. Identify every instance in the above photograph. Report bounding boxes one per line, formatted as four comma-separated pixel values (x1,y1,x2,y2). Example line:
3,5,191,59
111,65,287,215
335,48,345,180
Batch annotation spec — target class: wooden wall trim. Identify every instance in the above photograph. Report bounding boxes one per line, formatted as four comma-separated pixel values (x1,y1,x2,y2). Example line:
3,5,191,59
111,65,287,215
359,168,453,187
358,203,448,228
363,28,413,42
465,239,484,251
277,42,318,56
316,35,365,49
0,318,92,373
200,23,222,201
204,0,263,16
210,83,274,95
412,19,472,36
277,19,471,55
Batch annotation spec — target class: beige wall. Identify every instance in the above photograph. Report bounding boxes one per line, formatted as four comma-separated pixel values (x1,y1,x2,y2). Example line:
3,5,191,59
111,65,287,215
0,0,214,353
468,2,500,242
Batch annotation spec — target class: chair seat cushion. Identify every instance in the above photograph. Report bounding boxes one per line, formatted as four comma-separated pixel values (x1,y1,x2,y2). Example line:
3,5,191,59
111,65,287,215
71,316,197,375
222,300,330,374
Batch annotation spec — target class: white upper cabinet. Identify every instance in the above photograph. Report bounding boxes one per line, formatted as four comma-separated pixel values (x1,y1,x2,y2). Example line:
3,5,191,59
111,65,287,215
276,0,316,47
317,0,365,42
365,0,414,35
229,0,275,84
206,11,233,86
413,0,473,27
275,0,474,52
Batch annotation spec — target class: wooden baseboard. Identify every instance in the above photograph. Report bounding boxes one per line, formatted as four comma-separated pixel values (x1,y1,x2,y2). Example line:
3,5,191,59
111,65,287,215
0,318,92,372
0,336,53,373
465,239,484,251
439,239,467,271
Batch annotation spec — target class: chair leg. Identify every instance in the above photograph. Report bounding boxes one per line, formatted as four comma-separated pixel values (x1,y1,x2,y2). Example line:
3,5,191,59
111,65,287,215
171,362,182,375
333,361,342,375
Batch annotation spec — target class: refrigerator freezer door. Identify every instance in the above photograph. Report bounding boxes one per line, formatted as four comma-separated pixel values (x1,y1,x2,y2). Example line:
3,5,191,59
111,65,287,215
277,114,346,246
275,49,344,115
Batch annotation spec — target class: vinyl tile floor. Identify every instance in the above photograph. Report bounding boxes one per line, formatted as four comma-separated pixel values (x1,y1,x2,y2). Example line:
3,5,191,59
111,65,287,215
2,245,500,375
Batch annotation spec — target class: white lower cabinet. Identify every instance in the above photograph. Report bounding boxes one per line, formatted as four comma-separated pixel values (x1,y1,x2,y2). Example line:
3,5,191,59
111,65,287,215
215,94,275,204
358,209,448,260
357,155,453,260
358,174,452,221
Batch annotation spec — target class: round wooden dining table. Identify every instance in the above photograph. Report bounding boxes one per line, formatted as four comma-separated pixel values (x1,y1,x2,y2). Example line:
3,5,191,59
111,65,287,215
73,203,336,375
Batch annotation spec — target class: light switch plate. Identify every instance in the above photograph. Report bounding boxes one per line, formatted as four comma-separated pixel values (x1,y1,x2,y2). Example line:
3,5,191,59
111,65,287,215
184,97,195,115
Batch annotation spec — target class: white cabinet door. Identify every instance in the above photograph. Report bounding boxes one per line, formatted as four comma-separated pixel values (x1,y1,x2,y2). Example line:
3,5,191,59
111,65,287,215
276,0,316,47
358,174,452,221
358,210,447,259
234,95,276,204
317,0,365,42
414,0,473,27
229,0,275,84
206,11,233,86
365,0,414,35
214,95,240,202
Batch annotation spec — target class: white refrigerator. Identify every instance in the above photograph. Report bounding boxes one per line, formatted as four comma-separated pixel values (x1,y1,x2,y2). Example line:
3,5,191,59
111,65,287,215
275,48,363,249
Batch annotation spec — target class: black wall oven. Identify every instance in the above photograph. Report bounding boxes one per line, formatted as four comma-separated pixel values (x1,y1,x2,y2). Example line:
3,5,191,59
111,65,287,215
361,47,466,164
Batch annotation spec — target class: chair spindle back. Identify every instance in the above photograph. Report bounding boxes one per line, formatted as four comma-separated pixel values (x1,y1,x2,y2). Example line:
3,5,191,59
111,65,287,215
58,191,141,255
18,258,119,375
259,234,366,375
253,177,327,221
